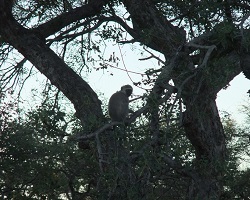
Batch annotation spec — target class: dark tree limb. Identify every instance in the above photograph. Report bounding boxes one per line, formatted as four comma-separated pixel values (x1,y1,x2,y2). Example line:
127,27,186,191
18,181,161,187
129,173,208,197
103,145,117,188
0,1,105,126
33,0,112,38
122,0,186,56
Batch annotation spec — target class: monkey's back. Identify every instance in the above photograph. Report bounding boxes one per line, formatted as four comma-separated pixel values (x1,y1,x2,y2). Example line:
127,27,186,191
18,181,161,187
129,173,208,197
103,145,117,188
108,91,129,122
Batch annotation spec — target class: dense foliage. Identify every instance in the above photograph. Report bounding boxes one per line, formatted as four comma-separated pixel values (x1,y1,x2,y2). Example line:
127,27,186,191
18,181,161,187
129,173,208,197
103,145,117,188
1,0,250,199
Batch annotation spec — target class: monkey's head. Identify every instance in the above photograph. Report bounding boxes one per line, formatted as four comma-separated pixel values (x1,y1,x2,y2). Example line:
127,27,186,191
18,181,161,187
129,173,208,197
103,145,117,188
120,85,133,97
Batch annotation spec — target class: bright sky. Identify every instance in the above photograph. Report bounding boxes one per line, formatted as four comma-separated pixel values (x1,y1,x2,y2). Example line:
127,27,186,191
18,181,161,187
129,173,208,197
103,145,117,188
87,44,250,124
216,73,250,123
16,43,250,125
90,69,250,124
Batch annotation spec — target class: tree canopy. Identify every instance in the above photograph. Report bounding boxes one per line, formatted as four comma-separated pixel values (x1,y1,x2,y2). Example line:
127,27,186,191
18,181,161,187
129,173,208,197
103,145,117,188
1,0,250,199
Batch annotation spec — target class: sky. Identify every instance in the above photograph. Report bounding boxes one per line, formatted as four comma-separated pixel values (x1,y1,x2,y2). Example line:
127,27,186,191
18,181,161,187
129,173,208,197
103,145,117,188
89,68,250,124
16,42,250,125
216,73,250,123
87,44,250,124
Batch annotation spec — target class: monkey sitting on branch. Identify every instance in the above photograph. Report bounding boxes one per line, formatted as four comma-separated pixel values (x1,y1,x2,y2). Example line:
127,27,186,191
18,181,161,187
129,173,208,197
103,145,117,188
76,85,134,143
108,84,133,123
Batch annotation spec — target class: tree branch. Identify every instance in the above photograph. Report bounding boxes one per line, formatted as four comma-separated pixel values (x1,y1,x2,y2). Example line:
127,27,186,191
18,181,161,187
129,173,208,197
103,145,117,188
0,3,103,127
122,0,185,56
33,0,112,38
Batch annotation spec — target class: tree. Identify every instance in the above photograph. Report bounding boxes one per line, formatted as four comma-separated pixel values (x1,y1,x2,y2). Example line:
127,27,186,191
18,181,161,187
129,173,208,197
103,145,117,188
0,0,250,199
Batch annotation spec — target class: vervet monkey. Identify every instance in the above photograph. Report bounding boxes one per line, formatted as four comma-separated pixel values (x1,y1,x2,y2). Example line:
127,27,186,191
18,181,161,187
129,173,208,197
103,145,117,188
108,85,133,122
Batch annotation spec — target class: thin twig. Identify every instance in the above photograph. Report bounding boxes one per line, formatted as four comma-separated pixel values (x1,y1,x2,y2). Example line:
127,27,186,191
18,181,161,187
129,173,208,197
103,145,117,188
186,43,216,68
141,47,165,65
76,121,122,140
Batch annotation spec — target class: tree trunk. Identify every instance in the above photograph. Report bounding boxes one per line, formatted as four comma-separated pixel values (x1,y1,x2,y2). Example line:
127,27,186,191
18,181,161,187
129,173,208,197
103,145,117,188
183,97,225,199
171,51,227,199
179,76,225,199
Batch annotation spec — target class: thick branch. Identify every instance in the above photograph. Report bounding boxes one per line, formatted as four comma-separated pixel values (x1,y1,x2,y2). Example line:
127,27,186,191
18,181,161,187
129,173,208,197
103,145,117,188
122,0,185,56
184,24,242,94
33,0,111,38
0,4,103,127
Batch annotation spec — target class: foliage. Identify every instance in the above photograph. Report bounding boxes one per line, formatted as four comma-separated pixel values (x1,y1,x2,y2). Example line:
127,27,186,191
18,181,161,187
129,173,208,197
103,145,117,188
0,92,250,199
0,95,99,199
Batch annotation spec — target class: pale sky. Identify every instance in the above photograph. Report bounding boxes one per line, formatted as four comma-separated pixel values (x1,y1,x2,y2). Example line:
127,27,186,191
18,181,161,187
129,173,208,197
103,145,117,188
87,44,250,124
216,73,250,123
16,43,250,125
